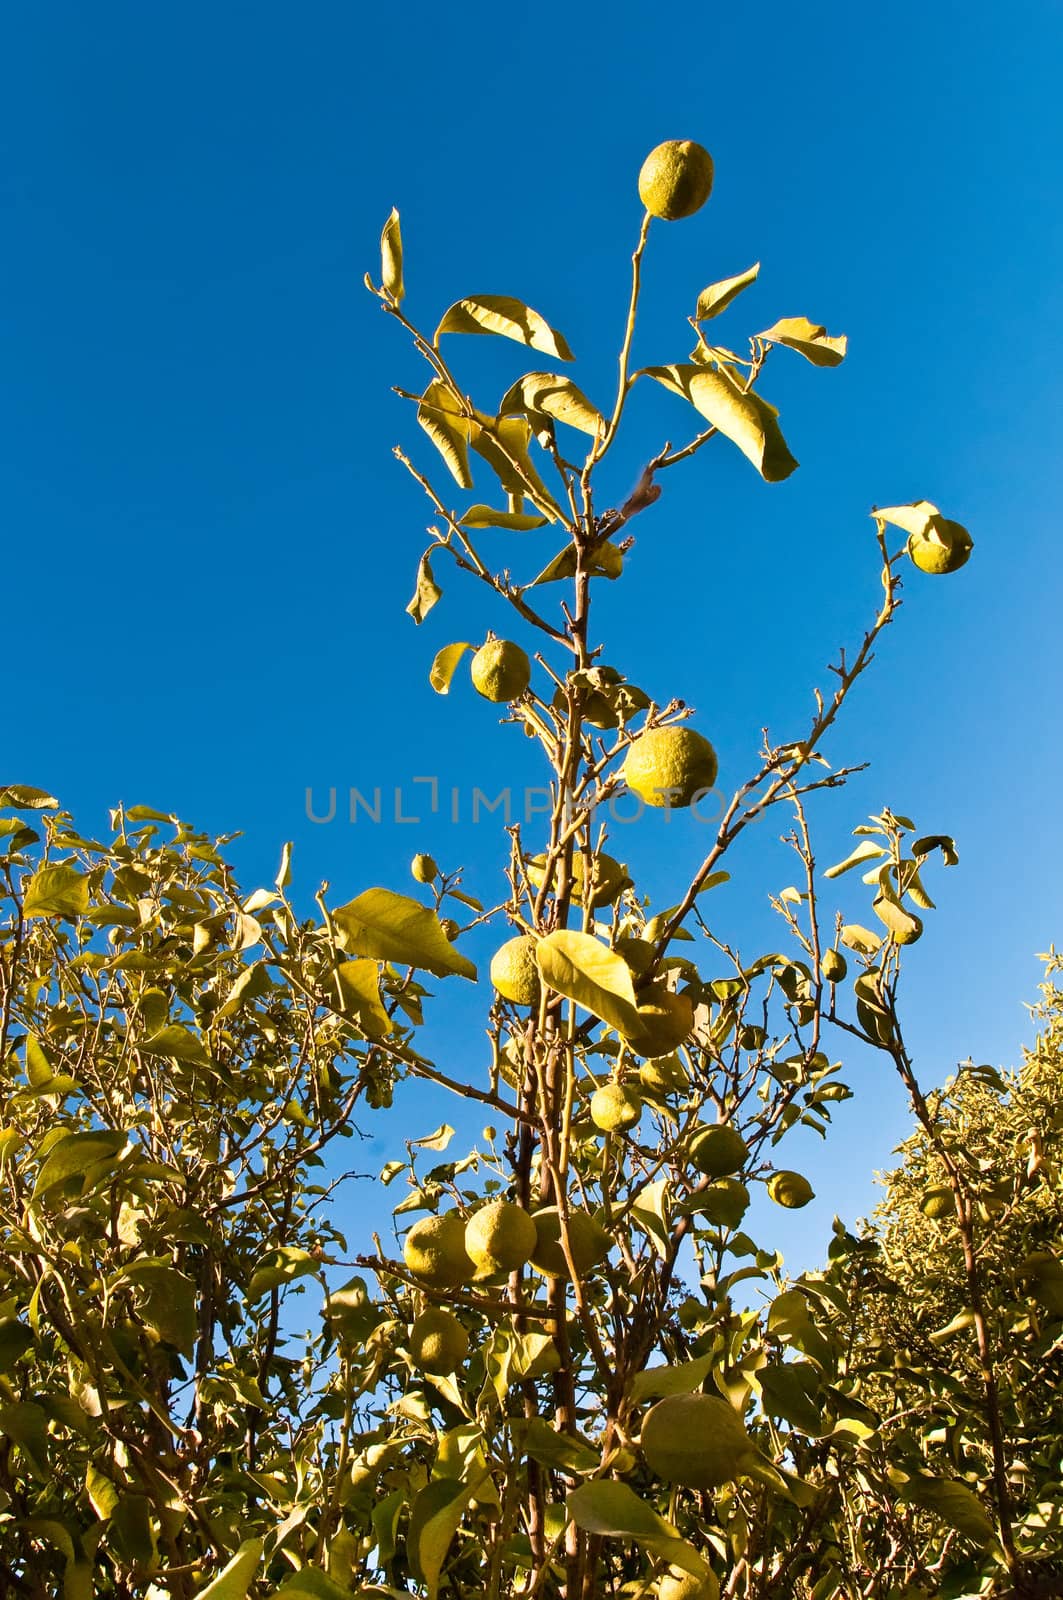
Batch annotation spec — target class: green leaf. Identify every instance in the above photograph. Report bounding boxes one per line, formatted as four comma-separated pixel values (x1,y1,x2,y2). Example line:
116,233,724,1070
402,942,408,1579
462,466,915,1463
460,503,549,531
566,1482,711,1580
125,1264,197,1353
111,1493,157,1566
18,1516,77,1562
407,550,442,625
759,317,847,367
913,834,959,867
270,1573,354,1599
522,1417,599,1475
417,381,473,488
0,1400,49,1479
895,1473,1000,1548
629,1179,671,1257
331,958,394,1038
247,1246,319,1301
469,413,563,516
535,930,638,1034
23,863,90,919
409,1474,484,1600
380,207,404,304
630,1354,716,1404
530,539,623,587
33,1130,127,1198
429,641,472,694
695,262,760,321
824,840,887,879
140,1025,211,1065
215,960,271,1019
499,372,604,436
333,888,477,981
64,1560,93,1600
86,1462,120,1520
435,295,574,361
759,1361,830,1436
0,785,59,810
0,1317,34,1368
414,1123,456,1151
642,363,798,482
195,1537,265,1599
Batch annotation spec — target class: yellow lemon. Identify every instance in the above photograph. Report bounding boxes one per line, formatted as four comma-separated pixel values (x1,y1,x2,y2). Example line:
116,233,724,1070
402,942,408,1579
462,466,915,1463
490,935,541,1006
638,140,715,221
408,1307,469,1375
464,1200,538,1274
689,1123,748,1179
411,853,438,884
530,1206,612,1278
624,984,695,1057
470,639,532,702
767,1171,815,1209
590,1083,642,1133
907,518,973,575
403,1213,475,1287
622,727,718,809
641,1392,753,1488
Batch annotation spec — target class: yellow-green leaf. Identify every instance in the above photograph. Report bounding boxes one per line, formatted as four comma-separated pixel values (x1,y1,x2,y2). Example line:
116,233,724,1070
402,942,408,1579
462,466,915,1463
630,1354,716,1403
696,262,760,321
32,1130,127,1198
195,1536,264,1599
499,372,604,437
530,540,623,587
406,550,442,625
23,863,90,919
429,641,472,694
86,1462,120,1520
435,295,574,361
247,1246,318,1301
759,316,847,367
140,1025,210,1065
871,500,939,537
468,412,563,517
459,503,548,531
566,1481,711,1580
331,958,394,1038
840,923,882,956
0,1400,49,1478
417,381,473,488
0,785,59,810
380,207,404,304
125,1264,197,1353
522,1417,599,1475
409,1474,485,1600
534,930,638,1034
333,888,477,981
642,363,798,482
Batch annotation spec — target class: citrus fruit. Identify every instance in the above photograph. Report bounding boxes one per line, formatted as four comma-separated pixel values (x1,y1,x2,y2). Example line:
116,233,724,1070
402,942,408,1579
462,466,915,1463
820,948,847,983
530,1206,612,1278
641,1392,753,1488
464,1200,538,1275
470,639,531,702
490,935,541,1006
689,1123,748,1179
408,1307,469,1374
590,1082,642,1133
527,851,629,909
639,1053,689,1094
403,1212,475,1287
767,1171,815,1209
638,140,715,221
920,1186,955,1220
624,984,695,1057
622,727,718,809
411,853,438,884
907,518,973,575
659,1568,720,1600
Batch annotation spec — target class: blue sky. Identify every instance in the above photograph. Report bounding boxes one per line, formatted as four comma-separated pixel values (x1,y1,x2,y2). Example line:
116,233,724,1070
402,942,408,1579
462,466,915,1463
3,2,1061,1275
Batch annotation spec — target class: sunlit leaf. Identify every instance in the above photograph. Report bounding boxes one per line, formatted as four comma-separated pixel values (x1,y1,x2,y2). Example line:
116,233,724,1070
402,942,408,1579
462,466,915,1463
566,1482,711,1579
695,262,760,321
759,316,847,367
195,1537,264,1599
407,550,442,625
460,503,548,531
0,785,58,810
630,1354,716,1403
535,930,638,1034
824,840,887,879
499,372,604,436
522,1417,599,1475
333,888,477,980
247,1246,319,1301
331,958,394,1038
417,381,473,488
409,1474,485,1600
380,207,404,304
23,863,90,919
435,295,574,361
871,500,939,537
642,363,798,482
32,1130,127,1198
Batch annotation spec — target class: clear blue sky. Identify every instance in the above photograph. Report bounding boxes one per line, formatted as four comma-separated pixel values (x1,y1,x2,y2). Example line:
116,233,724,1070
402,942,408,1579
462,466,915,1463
3,2,1061,1273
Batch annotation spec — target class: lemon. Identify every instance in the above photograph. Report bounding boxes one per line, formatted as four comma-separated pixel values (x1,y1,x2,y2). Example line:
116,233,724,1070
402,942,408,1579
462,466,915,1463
464,1200,538,1275
820,948,847,983
403,1213,475,1287
907,517,973,575
641,1392,753,1488
919,1186,955,1220
490,935,541,1006
470,639,531,702
659,1568,720,1600
622,727,718,809
408,1307,469,1375
624,984,695,1057
590,1082,642,1133
527,851,629,909
639,1053,689,1094
411,853,438,884
689,1123,748,1179
767,1171,815,1209
638,140,715,221
530,1206,612,1278
694,1178,750,1229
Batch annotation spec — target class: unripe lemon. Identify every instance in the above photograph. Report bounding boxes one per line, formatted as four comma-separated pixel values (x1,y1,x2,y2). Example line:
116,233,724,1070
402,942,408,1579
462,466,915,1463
622,727,718,809
820,948,847,983
490,936,541,1007
408,1307,469,1375
767,1170,815,1209
639,1053,689,1094
624,984,695,1058
694,1178,750,1229
470,639,531,702
907,518,973,575
659,1567,720,1600
641,1392,753,1488
439,917,461,942
689,1123,748,1179
920,1186,955,1220
638,140,715,221
411,853,438,884
590,1082,642,1133
403,1213,475,1288
464,1200,538,1275
530,1206,612,1278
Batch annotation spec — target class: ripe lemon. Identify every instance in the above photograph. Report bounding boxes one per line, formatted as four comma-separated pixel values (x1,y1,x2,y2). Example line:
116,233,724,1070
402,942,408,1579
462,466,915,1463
907,517,973,575
624,984,695,1057
470,639,531,702
659,1569,720,1600
622,727,718,809
403,1212,475,1287
530,1206,612,1278
820,948,847,983
411,853,438,884
767,1170,815,1209
490,935,541,1006
639,1053,689,1094
408,1307,469,1375
638,140,715,221
689,1123,748,1179
464,1200,538,1275
641,1392,753,1488
590,1082,642,1133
